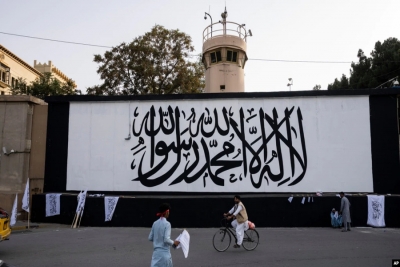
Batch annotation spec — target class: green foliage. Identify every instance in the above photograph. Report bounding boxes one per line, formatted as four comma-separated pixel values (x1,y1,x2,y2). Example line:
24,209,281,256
328,37,400,90
10,72,78,99
313,84,321,90
87,25,205,95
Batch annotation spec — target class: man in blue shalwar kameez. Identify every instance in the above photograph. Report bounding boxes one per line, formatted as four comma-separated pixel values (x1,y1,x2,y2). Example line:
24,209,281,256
330,208,343,228
149,203,180,267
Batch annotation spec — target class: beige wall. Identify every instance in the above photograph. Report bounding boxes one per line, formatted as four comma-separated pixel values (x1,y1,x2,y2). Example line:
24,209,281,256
0,45,42,95
202,35,248,93
0,44,77,96
205,63,245,93
29,105,48,195
0,96,47,217
34,60,76,87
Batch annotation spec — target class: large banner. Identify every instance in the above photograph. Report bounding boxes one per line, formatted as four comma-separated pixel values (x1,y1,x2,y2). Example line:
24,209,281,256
67,96,373,192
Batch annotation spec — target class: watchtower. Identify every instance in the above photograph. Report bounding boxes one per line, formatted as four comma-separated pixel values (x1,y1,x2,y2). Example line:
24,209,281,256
202,8,252,93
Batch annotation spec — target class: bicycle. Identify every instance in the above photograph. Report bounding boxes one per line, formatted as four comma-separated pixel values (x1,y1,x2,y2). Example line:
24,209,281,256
212,218,259,252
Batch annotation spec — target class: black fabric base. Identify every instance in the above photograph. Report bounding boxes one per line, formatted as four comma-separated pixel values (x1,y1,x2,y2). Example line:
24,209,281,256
31,194,400,228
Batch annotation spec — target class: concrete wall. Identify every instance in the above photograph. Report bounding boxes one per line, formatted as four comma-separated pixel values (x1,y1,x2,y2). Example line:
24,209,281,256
0,96,47,217
203,35,247,93
204,62,245,93
31,194,400,228
43,90,400,195
29,105,48,180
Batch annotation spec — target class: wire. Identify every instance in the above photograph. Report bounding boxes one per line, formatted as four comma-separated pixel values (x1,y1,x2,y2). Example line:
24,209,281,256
2,31,400,64
0,31,113,48
248,58,351,64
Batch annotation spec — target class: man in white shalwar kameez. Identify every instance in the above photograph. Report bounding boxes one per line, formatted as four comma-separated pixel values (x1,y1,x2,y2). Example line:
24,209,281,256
339,192,351,232
149,203,180,267
224,195,249,248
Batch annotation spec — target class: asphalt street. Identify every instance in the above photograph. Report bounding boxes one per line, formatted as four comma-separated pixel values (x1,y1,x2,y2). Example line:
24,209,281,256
0,225,399,267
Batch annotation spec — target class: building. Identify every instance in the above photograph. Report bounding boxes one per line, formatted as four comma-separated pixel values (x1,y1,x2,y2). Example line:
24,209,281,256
31,88,400,228
33,60,76,87
0,44,75,218
0,95,47,218
202,9,251,93
0,44,76,95
0,45,42,95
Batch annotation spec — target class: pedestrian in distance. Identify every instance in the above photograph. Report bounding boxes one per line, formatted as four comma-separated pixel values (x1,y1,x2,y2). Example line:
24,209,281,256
339,192,351,232
330,208,343,228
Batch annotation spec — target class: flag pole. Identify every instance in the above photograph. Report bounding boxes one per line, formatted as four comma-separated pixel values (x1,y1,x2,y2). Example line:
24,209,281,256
71,213,78,228
28,179,30,230
77,211,83,228
73,212,80,228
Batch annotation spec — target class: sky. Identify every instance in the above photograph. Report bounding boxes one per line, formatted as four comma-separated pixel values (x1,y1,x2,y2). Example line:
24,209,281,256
1,0,399,93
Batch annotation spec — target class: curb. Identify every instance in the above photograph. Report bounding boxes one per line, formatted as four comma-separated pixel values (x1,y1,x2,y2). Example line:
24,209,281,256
11,225,39,231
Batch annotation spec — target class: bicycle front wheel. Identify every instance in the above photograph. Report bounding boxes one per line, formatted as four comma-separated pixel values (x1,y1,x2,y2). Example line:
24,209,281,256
212,229,231,252
242,229,259,251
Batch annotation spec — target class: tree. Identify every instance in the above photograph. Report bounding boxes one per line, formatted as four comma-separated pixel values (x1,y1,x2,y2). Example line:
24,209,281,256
87,25,205,95
328,37,400,90
11,72,78,99
313,84,321,90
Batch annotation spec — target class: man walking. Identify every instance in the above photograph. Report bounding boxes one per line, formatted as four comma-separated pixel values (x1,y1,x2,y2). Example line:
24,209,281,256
224,195,249,248
339,192,351,232
149,203,180,267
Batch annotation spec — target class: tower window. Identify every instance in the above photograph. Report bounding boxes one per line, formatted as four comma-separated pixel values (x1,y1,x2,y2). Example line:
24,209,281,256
216,51,222,62
232,52,237,62
210,50,222,63
226,50,238,62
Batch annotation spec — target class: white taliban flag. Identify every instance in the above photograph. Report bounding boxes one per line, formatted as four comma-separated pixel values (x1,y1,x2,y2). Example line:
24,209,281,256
104,197,119,222
46,194,61,217
10,194,18,226
76,190,87,214
367,195,386,227
22,178,30,212
175,229,190,258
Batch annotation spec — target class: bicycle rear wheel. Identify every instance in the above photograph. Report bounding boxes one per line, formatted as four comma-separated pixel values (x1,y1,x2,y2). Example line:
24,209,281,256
212,229,231,252
242,229,259,251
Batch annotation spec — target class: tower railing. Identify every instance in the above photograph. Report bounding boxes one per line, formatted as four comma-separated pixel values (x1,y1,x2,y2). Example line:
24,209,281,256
203,21,248,43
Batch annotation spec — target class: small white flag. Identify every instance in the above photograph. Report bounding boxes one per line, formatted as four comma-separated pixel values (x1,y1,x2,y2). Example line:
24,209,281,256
104,197,119,222
288,197,293,203
367,195,386,227
175,229,190,258
10,194,18,226
301,197,305,204
22,178,30,212
76,190,87,214
46,194,61,217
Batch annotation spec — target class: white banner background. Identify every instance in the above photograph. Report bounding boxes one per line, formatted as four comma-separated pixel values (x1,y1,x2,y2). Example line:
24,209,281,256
67,96,373,192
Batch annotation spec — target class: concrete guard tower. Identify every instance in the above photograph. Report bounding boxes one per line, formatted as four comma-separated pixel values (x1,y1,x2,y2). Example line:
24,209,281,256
202,8,252,93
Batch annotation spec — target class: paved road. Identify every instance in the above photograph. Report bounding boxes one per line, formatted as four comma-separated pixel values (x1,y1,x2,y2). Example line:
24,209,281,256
0,225,399,267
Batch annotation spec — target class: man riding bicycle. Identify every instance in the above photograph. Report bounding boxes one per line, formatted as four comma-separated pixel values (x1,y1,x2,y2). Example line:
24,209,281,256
223,195,249,248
